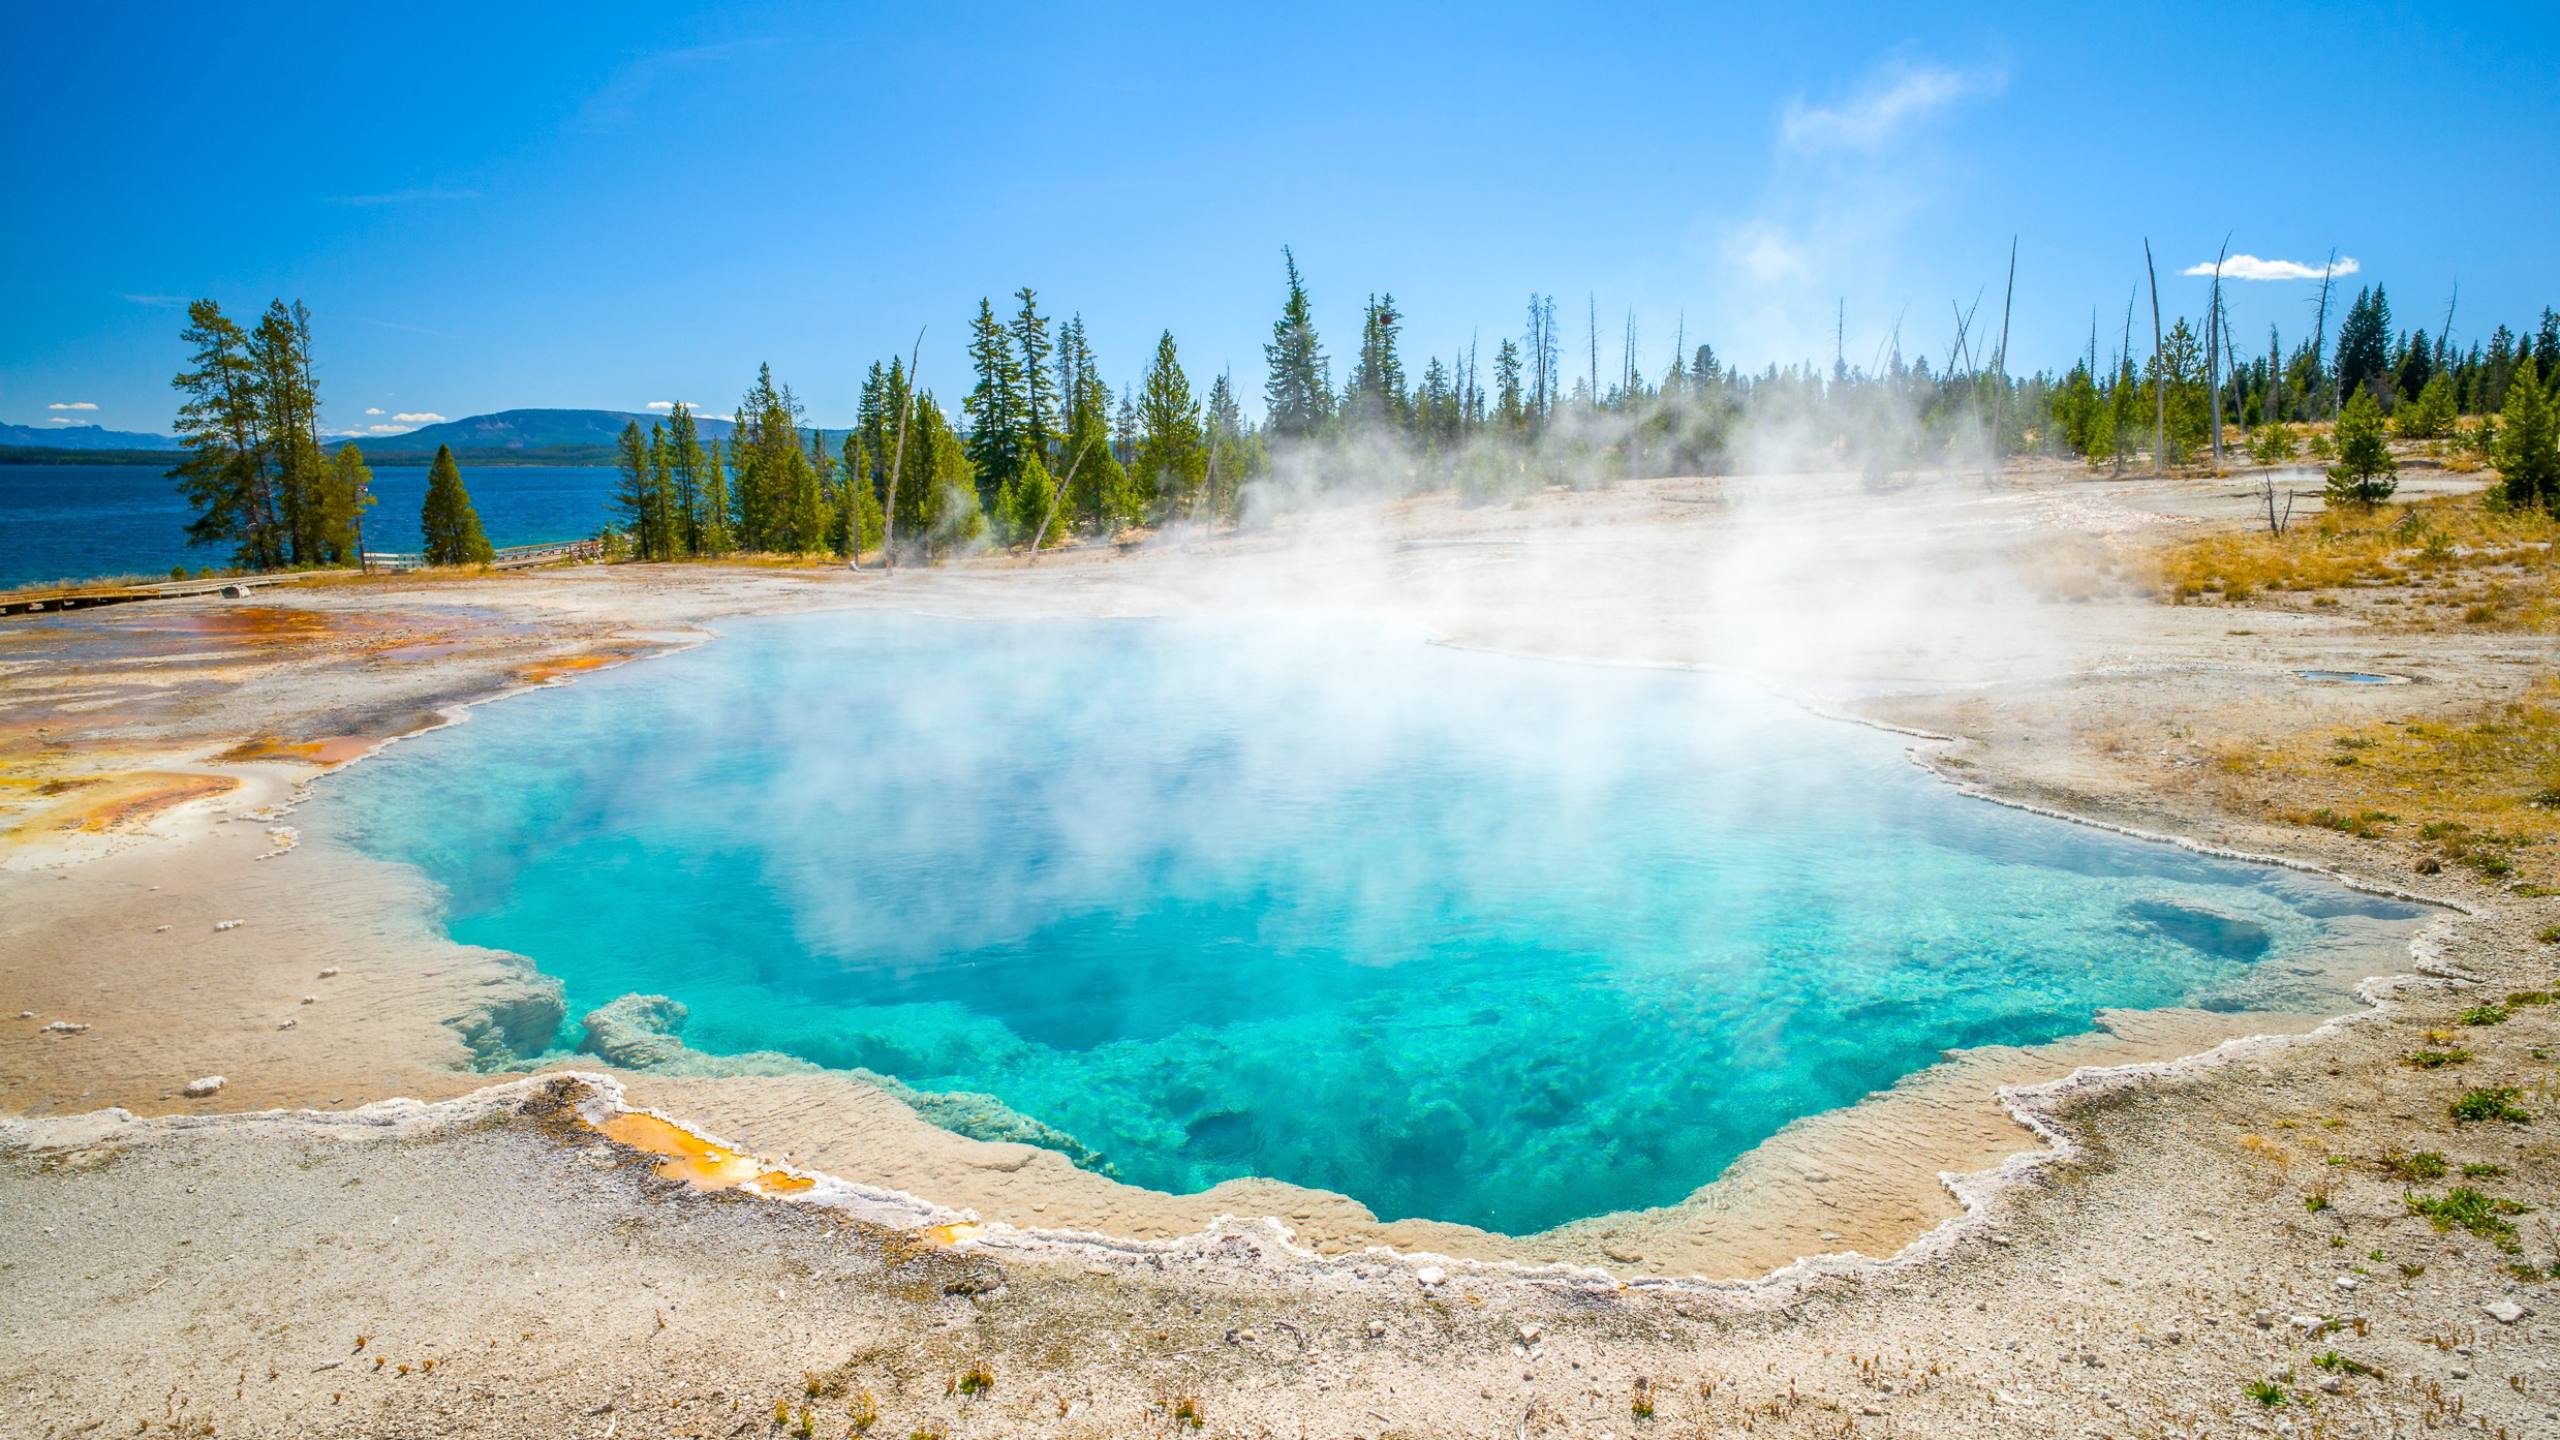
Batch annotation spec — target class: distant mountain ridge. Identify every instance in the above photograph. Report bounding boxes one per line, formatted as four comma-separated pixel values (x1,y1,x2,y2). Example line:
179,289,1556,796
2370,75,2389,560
2,408,771,466
353,408,740,461
1,421,179,451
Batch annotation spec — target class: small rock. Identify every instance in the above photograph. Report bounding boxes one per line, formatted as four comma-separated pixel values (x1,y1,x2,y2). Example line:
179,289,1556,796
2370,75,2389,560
42,1020,89,1034
1517,1324,1543,1344
2250,1309,2276,1330
2316,1374,2343,1394
2415,857,2442,875
2484,1299,2528,1325
278,1018,297,1030
213,920,242,932
2336,1275,2360,1291
2289,1314,2327,1337
181,1075,226,1098
153,924,172,933
1414,1265,1447,1287
1365,1320,1387,1338
301,994,317,1005
14,1011,31,1020
318,967,340,979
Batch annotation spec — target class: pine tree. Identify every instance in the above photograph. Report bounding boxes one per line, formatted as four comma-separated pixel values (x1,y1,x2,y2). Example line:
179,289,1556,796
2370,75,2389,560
896,396,983,556
835,431,884,556
1493,339,1526,431
2324,387,2397,509
251,300,327,565
1114,385,1139,468
2493,356,2556,514
1345,293,1410,431
729,363,819,551
664,403,708,555
2335,285,2393,406
1011,287,1056,468
1056,326,1130,533
419,444,493,565
168,299,281,569
962,298,1022,500
2249,420,2297,470
1001,450,1060,547
613,420,659,557
1135,330,1204,515
649,425,680,558
696,440,735,555
1262,248,1330,439
1203,371,1248,520
2395,372,2457,440
319,442,374,566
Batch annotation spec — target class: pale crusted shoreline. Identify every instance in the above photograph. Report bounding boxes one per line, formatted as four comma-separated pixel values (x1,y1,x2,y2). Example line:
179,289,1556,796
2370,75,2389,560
4,465,2555,1436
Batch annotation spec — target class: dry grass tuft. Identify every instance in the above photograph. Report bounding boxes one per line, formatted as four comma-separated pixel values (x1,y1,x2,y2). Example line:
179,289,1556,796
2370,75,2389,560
2210,680,2560,885
2147,494,2557,632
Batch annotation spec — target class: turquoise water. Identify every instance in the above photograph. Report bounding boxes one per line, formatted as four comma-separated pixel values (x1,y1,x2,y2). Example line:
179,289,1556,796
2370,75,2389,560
325,613,2422,1234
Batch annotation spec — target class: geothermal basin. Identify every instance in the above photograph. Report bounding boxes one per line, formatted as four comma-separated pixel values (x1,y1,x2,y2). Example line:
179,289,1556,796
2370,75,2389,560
325,611,2428,1242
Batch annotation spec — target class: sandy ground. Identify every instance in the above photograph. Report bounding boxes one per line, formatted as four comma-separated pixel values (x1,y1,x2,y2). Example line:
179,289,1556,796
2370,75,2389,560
2,461,2555,1437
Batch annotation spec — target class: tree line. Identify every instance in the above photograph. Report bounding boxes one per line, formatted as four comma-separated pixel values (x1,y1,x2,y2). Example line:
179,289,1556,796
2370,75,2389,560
167,298,496,570
167,260,2560,576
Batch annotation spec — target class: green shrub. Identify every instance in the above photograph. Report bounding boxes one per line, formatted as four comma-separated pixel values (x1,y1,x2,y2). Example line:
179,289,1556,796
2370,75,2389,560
2449,1088,2531,1124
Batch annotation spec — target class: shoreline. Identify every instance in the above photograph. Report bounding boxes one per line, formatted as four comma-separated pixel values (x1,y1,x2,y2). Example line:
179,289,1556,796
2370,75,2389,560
0,549,2453,1284
5,466,2554,1436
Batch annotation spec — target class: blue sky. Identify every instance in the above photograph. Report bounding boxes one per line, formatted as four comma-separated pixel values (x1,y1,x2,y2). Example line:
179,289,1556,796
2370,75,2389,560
5,1,2555,436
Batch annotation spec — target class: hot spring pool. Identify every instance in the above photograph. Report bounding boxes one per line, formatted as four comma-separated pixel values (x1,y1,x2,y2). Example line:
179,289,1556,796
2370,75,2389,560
326,612,2424,1235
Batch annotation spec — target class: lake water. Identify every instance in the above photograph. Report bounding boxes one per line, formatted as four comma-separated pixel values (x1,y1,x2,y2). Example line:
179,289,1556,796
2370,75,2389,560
0,462,618,589
324,612,2424,1234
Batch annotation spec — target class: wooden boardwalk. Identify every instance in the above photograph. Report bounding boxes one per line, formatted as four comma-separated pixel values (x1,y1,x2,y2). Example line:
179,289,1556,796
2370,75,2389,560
1,538,602,618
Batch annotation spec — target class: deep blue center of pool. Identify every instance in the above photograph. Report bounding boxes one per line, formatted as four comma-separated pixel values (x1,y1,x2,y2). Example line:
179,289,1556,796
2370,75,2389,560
327,613,2420,1234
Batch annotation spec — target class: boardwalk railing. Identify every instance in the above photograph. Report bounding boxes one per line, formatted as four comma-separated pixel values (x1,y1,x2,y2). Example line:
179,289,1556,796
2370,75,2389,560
360,537,603,572
4,538,603,618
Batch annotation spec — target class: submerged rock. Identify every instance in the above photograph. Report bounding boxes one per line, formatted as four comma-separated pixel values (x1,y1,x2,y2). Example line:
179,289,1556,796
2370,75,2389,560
863,1074,1113,1175
571,993,810,1077
579,994,694,1069
2124,899,2273,961
445,957,567,1069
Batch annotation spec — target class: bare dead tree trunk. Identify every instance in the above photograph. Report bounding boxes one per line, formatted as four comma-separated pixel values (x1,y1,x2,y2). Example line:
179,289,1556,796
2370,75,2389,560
1990,237,2016,480
2144,239,2166,475
2312,249,2339,423
2208,235,2229,473
1027,437,1094,560
2115,289,2137,477
1587,293,1598,409
1951,294,1987,476
2267,325,2282,428
879,327,923,572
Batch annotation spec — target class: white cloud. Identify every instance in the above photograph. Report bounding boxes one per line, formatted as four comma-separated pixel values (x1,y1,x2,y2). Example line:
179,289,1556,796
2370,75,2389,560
391,412,446,425
645,400,700,412
122,293,189,309
1733,224,1810,285
2183,253,2362,282
1781,59,2003,153
364,406,385,416
47,401,98,411
365,424,410,435
48,416,79,424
